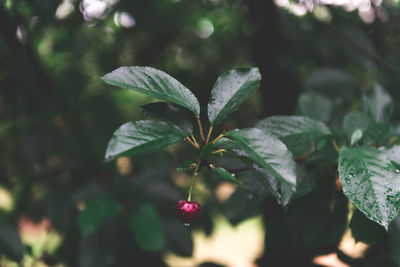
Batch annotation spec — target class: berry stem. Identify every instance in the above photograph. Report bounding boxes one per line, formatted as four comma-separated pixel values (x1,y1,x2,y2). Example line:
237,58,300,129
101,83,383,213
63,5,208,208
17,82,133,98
188,163,200,201
196,115,205,143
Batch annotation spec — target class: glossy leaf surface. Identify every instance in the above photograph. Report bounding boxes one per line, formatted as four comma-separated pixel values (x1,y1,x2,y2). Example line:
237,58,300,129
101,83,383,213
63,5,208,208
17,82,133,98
208,67,261,126
339,146,400,229
102,66,200,114
225,128,296,187
105,120,186,161
212,167,240,184
140,102,193,135
256,116,332,155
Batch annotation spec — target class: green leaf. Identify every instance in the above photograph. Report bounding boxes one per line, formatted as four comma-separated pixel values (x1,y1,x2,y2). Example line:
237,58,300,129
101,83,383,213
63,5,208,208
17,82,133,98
0,223,23,262
140,102,193,135
200,143,216,159
225,128,296,187
297,91,334,123
381,145,400,168
176,160,196,172
78,195,120,237
350,129,363,146
256,116,332,156
207,67,261,126
363,84,393,122
338,146,400,230
129,204,165,252
102,66,200,115
252,164,294,206
212,167,240,184
105,120,186,161
343,112,391,144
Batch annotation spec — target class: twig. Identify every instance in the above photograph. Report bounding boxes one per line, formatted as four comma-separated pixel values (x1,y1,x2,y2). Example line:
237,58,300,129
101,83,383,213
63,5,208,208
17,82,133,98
205,126,213,144
196,115,205,142
332,140,340,153
191,134,199,147
211,149,226,154
186,136,200,149
212,133,224,144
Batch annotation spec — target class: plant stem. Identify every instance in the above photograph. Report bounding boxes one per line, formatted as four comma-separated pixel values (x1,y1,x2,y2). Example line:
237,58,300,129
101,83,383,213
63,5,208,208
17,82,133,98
188,164,200,201
196,115,205,142
332,140,340,153
211,149,226,154
186,136,200,149
212,133,224,144
191,134,199,147
205,126,213,144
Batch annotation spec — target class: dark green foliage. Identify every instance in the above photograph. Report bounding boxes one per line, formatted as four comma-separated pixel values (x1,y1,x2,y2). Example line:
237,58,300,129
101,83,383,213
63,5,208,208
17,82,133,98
2,1,400,266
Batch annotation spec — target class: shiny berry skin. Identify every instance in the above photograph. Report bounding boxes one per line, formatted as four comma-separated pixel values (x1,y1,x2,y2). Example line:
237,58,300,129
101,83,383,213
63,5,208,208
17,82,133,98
175,200,201,225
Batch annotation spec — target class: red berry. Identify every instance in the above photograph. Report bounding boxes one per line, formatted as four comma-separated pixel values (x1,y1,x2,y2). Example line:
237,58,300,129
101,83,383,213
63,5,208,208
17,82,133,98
175,200,201,226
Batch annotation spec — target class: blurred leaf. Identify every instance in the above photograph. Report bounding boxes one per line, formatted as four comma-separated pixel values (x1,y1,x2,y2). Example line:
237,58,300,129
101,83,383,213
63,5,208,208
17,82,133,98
251,164,294,207
78,195,120,237
225,128,296,187
140,102,193,135
343,112,391,145
102,66,200,115
363,84,393,123
212,166,240,184
129,204,165,252
350,209,386,245
105,120,186,161
256,116,332,156
297,91,334,123
304,68,358,92
339,146,400,230
389,215,400,265
176,160,196,172
161,218,193,257
200,143,216,159
208,67,261,126
222,188,265,225
350,129,363,146
78,221,119,267
0,223,23,262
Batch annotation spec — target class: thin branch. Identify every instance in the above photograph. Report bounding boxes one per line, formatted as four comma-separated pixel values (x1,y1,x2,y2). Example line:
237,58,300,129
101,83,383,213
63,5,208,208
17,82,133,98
211,149,226,155
196,115,205,142
191,134,199,147
332,140,340,153
212,133,224,144
205,126,213,144
186,136,200,149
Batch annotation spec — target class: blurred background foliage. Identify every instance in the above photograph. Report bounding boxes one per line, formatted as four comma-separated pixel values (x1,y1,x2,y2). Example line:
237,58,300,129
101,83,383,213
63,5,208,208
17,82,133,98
1,0,400,266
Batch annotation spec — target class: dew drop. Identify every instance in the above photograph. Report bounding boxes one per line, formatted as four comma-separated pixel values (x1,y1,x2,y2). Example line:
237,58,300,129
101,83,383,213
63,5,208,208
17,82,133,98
396,169,400,173
184,222,190,227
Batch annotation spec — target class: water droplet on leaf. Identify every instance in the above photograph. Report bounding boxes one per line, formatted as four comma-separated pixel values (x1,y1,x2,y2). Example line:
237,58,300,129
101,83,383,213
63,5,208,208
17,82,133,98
184,222,190,227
